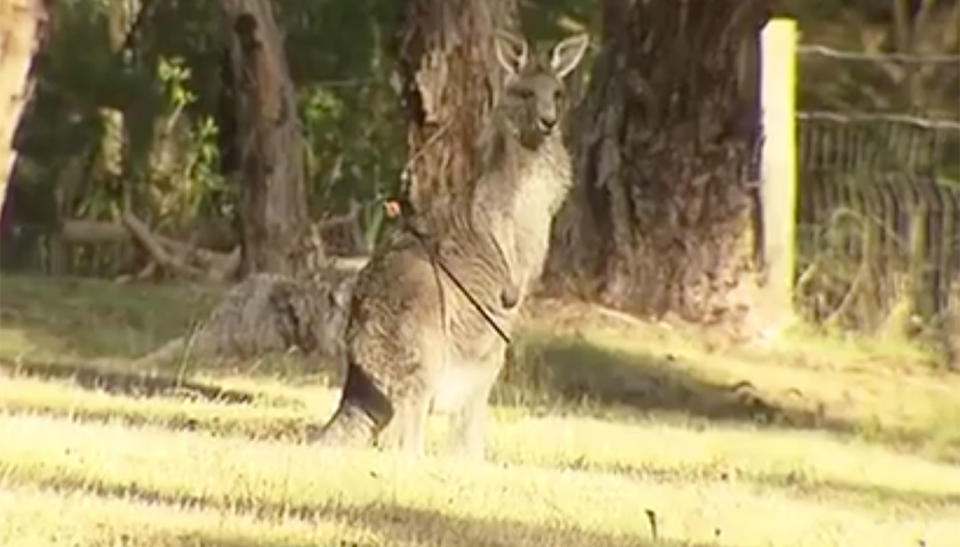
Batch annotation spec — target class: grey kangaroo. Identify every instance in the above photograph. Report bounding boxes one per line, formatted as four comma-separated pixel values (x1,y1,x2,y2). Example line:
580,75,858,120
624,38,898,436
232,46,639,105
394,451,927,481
309,30,589,459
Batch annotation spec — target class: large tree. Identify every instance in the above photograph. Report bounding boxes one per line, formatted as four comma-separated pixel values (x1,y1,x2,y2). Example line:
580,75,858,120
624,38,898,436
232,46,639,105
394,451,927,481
394,0,519,222
0,0,48,219
221,0,312,277
547,0,771,325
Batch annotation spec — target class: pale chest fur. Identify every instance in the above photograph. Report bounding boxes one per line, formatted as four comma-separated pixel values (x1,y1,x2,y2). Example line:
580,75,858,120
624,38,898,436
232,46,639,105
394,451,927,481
508,142,572,291
466,136,572,306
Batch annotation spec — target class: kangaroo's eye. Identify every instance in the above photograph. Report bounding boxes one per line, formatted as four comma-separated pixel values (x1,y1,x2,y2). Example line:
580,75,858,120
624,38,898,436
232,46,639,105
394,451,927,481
554,89,563,102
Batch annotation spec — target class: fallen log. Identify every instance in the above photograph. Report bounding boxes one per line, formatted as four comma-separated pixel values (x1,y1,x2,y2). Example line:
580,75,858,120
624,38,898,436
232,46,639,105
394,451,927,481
59,213,368,282
121,212,209,280
59,214,242,281
61,218,130,244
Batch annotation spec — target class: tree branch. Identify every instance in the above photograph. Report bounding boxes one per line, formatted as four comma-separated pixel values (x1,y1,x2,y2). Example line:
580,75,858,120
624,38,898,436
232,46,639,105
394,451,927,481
60,218,131,244
121,212,209,279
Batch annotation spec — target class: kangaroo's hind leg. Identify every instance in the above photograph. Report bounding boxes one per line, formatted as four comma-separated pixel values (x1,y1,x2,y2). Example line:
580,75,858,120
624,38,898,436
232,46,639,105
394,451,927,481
375,375,431,458
446,350,506,461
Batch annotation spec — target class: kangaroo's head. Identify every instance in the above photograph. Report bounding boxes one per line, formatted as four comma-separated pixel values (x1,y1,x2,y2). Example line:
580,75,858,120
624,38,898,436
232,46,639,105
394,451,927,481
493,31,589,150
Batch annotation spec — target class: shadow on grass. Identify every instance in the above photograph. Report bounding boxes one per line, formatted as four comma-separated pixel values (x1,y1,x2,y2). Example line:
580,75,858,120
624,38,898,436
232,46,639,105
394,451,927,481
101,496,703,547
0,358,255,404
499,335,851,435
0,274,219,359
14,470,706,547
769,475,960,509
267,502,704,547
0,273,831,430
4,274,948,458
568,459,960,509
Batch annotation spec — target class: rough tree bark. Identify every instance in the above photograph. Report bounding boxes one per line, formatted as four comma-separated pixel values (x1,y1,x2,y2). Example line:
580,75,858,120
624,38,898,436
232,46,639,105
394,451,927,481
221,0,312,277
0,0,47,218
395,0,518,222
546,0,770,326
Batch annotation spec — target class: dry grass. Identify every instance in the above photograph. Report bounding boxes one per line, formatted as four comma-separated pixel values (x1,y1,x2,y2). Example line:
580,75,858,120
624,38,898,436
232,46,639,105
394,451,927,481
2,415,958,547
513,299,960,463
0,484,387,547
0,275,220,362
3,377,960,510
2,275,960,546
0,375,319,440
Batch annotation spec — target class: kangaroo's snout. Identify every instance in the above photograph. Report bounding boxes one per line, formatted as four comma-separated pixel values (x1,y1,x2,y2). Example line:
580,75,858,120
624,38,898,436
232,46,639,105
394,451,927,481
537,94,558,133
537,110,557,133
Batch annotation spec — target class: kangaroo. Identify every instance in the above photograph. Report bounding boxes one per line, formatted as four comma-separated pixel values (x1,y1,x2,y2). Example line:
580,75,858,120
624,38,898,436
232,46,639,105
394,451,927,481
308,30,589,459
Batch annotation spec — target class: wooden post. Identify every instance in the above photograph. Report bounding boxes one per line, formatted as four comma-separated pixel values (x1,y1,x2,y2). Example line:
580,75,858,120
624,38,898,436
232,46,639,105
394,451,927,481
908,188,936,327
759,18,799,328
0,0,46,217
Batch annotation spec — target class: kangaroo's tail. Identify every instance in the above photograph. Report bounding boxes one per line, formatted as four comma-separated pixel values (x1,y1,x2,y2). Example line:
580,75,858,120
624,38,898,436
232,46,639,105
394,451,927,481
308,362,394,447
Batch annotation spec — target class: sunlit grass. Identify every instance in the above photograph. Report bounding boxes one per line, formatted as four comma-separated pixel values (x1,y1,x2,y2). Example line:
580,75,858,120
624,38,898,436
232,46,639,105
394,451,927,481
3,376,960,510
491,417,960,507
0,484,389,547
513,309,960,462
1,415,958,547
3,276,960,545
0,376,319,440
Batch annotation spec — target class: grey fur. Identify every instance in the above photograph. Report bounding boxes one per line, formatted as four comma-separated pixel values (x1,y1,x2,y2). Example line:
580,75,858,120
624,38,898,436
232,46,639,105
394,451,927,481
310,31,589,459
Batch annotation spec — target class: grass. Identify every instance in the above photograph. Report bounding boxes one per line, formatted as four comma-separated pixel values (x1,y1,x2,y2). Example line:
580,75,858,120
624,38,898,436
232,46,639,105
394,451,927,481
0,484,388,547
4,377,960,510
0,274,220,360
2,415,958,547
0,376,319,440
1,274,960,545
509,301,960,463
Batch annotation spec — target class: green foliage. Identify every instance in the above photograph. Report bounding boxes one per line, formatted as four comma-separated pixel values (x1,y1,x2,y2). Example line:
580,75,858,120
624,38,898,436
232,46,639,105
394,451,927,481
157,57,196,111
278,0,407,251
147,54,232,234
6,0,411,268
5,0,606,271
5,0,955,275
520,0,600,42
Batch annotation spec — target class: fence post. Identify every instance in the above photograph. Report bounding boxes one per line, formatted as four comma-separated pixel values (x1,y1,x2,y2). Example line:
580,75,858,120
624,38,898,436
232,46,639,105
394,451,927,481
759,18,799,329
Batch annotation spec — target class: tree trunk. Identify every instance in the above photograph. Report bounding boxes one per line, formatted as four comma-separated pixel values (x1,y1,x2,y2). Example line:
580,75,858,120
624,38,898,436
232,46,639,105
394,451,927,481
395,0,518,221
0,0,47,219
546,0,770,325
222,0,311,277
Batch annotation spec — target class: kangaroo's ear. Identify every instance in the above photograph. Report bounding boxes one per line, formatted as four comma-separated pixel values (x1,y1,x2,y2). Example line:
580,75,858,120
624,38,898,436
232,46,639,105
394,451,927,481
494,30,528,77
550,34,589,79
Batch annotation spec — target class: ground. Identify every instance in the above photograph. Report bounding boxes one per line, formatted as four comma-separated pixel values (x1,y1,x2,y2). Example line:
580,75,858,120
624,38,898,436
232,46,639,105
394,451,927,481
1,274,959,546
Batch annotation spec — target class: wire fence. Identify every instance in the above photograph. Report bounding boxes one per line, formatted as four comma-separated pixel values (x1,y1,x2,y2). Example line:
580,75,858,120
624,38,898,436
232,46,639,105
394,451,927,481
794,44,960,332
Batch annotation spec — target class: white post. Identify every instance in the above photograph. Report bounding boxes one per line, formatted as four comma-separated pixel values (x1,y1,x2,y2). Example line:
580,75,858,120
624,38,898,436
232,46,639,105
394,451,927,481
759,18,799,328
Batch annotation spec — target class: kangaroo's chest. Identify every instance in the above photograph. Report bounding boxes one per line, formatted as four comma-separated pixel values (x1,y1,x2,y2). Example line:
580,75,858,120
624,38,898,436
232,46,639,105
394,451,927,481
511,160,569,283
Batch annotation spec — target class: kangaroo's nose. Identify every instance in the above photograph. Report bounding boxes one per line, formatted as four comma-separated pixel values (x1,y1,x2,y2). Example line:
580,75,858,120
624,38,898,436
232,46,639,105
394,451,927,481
538,115,556,131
